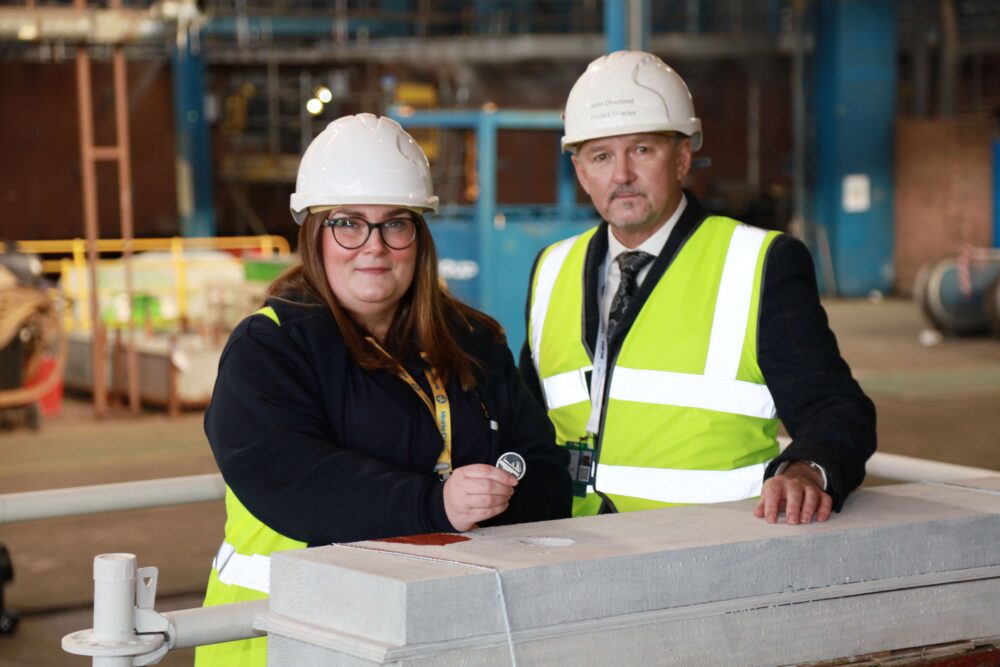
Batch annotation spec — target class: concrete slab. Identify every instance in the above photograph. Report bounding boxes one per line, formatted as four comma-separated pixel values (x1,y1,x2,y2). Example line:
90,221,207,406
266,578,1000,666
262,481,1000,665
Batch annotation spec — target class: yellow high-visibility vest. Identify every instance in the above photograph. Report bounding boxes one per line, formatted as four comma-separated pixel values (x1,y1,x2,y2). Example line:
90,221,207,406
528,217,781,515
195,306,305,667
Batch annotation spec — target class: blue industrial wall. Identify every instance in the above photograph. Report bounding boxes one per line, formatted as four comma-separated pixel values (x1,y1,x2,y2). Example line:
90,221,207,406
813,0,897,295
994,138,1000,248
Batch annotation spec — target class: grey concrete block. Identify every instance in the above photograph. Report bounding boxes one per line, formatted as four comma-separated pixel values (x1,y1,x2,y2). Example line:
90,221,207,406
263,482,1000,666
269,546,502,645
264,576,1000,666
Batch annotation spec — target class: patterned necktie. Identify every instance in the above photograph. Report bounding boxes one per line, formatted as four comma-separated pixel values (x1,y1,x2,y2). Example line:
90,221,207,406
608,250,655,339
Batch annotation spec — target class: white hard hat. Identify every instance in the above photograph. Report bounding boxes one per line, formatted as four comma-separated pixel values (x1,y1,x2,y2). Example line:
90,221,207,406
561,50,702,153
289,113,439,225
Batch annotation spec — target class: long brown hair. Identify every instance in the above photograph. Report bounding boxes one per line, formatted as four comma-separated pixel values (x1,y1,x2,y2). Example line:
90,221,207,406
268,212,503,389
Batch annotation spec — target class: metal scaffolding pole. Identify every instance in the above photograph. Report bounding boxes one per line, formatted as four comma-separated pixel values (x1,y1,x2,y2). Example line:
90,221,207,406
111,0,140,414
74,27,108,417
73,0,142,414
63,553,266,664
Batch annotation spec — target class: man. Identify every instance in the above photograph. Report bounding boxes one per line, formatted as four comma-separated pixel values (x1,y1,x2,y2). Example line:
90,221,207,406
520,50,875,524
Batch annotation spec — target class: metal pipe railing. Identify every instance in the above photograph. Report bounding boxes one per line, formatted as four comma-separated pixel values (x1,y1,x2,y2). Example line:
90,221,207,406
62,553,266,665
0,474,224,524
3,453,998,526
164,599,267,649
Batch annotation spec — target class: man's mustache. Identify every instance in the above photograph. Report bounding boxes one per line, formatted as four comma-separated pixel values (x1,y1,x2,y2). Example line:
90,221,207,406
610,186,644,202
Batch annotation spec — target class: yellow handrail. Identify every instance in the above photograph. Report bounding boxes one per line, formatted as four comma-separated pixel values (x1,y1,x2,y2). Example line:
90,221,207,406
36,236,294,333
170,237,189,326
15,235,292,274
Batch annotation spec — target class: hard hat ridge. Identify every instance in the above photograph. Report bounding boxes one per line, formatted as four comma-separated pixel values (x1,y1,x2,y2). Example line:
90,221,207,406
289,113,439,225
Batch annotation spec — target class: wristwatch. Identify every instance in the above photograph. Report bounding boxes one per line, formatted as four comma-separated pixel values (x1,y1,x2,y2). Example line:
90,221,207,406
802,460,828,490
776,459,828,491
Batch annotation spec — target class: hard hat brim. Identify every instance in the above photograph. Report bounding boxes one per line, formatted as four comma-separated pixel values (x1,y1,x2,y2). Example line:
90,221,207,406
562,122,703,154
290,194,440,225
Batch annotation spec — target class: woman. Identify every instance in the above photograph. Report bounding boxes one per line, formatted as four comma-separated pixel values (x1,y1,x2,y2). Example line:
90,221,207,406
196,113,571,667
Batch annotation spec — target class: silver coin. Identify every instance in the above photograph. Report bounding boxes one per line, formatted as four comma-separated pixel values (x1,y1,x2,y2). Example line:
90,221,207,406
496,451,526,480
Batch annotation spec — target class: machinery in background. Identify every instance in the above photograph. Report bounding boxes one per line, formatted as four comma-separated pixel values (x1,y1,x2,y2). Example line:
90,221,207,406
0,244,64,638
15,235,292,412
0,244,64,430
0,545,14,635
915,248,1000,337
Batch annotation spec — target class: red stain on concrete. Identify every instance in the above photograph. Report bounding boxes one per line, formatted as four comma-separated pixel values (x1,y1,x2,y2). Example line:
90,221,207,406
377,533,471,546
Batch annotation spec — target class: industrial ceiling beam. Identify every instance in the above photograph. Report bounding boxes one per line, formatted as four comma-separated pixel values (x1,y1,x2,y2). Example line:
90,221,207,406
202,32,813,66
0,5,183,44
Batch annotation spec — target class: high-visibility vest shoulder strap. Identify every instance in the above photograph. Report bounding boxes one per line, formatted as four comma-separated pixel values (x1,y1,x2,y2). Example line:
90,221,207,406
529,228,597,376
254,305,280,326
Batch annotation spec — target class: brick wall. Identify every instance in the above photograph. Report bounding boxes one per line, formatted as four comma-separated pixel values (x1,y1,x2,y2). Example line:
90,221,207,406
894,116,995,293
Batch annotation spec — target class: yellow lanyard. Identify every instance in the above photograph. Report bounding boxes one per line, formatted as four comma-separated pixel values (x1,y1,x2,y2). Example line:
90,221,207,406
366,338,453,479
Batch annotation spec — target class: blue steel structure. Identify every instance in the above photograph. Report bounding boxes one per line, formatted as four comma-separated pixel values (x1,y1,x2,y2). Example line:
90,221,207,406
604,0,628,52
201,14,410,39
812,0,897,295
172,28,216,237
180,0,916,328
994,138,999,248
387,106,599,353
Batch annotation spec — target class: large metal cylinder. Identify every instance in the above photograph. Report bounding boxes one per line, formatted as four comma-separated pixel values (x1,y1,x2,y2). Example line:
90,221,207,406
914,256,1000,335
986,273,1000,336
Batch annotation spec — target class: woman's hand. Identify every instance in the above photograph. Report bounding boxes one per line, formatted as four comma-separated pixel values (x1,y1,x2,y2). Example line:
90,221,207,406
443,464,519,532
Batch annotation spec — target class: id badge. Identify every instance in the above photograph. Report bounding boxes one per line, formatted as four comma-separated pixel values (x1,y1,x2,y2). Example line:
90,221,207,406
565,439,595,498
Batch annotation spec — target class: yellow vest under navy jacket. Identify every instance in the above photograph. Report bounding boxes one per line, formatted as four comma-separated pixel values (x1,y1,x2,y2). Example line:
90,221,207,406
520,193,876,516
198,299,571,667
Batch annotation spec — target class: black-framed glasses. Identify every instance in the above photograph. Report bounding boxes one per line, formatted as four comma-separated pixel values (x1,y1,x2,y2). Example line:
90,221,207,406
321,216,419,250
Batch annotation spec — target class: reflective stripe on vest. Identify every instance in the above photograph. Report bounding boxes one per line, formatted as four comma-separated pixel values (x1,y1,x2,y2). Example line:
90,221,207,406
530,235,581,376
607,367,774,419
704,224,767,379
595,461,768,504
541,366,593,411
213,541,271,594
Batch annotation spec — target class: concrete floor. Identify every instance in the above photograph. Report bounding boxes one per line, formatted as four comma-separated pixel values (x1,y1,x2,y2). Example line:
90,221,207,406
1,297,999,667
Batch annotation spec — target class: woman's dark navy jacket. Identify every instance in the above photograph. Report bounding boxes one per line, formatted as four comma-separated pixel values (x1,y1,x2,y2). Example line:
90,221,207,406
205,296,572,546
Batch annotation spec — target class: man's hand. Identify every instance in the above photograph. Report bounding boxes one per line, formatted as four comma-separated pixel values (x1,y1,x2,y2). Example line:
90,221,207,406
754,461,833,525
443,464,518,532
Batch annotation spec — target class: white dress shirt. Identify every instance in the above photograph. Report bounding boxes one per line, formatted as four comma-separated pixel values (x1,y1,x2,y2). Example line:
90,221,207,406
600,194,687,328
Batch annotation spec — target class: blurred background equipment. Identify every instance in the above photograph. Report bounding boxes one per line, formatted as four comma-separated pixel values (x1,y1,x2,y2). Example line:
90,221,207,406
914,248,1000,336
0,544,16,635
0,244,64,431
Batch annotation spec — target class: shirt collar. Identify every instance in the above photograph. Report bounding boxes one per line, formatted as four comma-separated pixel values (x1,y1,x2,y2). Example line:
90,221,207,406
607,193,687,261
